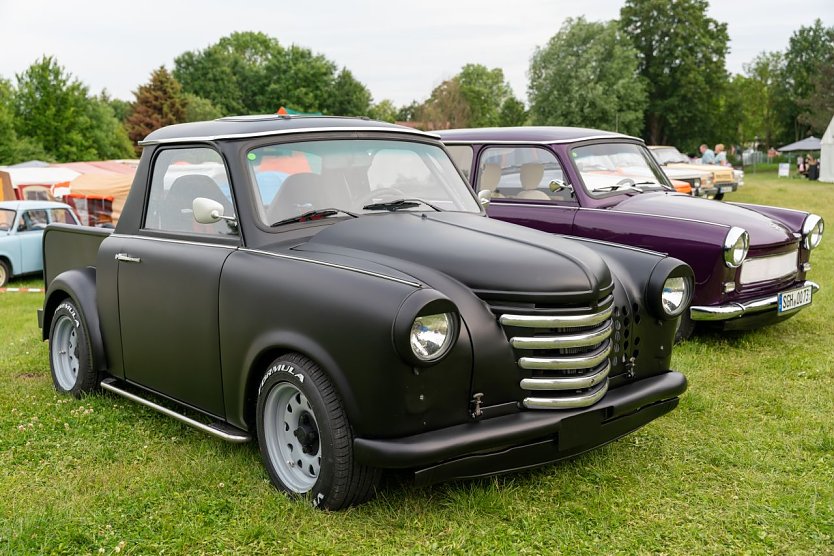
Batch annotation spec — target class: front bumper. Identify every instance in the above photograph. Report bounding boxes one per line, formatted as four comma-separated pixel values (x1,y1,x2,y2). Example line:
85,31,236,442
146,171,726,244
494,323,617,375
690,280,819,324
353,371,687,485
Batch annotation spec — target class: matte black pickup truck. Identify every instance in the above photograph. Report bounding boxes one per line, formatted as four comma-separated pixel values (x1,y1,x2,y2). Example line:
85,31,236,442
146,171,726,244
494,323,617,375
39,116,692,509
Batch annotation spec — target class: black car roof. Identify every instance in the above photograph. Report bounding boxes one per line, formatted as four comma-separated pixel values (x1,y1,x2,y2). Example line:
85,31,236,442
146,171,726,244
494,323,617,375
436,126,641,144
140,115,437,145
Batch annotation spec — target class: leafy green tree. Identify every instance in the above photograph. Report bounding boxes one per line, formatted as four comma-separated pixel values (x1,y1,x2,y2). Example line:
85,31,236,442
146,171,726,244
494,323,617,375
183,93,223,122
325,68,371,116
0,78,49,165
528,17,647,136
784,19,834,139
498,97,528,127
457,64,516,127
396,101,421,122
369,99,398,123
734,52,790,148
620,0,730,149
100,92,133,123
124,67,186,152
13,56,132,162
798,59,834,135
416,79,471,130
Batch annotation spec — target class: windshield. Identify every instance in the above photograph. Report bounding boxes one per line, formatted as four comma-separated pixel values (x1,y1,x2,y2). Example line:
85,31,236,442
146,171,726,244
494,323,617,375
247,139,481,226
571,143,672,195
651,147,690,165
0,209,14,231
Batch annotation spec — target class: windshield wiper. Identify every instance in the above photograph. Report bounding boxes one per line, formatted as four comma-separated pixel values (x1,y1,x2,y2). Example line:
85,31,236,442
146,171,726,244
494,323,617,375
596,181,660,193
270,208,358,227
362,198,443,212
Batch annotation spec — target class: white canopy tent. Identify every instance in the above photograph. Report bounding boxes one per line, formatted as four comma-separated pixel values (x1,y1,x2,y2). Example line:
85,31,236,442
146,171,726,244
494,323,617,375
821,115,834,183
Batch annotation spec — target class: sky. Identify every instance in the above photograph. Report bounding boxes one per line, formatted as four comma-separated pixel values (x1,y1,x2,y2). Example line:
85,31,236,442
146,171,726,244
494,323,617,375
0,0,832,107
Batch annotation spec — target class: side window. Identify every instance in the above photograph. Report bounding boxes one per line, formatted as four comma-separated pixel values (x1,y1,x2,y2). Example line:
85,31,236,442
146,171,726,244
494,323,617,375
477,147,570,202
49,208,76,225
18,209,49,232
145,147,236,236
445,145,474,181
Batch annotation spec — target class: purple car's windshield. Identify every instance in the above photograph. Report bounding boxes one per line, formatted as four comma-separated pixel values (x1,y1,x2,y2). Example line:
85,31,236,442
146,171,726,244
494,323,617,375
572,143,672,196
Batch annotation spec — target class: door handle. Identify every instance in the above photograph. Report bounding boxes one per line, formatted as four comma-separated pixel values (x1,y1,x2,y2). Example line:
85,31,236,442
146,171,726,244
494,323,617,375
115,253,141,263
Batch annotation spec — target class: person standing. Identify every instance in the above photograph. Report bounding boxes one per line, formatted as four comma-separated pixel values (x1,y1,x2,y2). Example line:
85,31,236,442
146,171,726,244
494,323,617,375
700,144,716,164
714,144,728,165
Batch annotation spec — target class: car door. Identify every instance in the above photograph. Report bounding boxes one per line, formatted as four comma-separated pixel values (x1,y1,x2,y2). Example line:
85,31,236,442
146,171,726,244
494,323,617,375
474,145,579,235
16,208,48,273
116,146,239,417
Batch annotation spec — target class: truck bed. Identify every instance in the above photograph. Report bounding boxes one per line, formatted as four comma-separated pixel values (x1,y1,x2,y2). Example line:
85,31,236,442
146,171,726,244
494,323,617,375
42,224,112,287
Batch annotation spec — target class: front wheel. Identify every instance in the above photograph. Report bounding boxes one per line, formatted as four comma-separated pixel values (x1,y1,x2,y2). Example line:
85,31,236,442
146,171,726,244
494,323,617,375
49,299,98,397
256,354,379,509
0,259,9,287
674,311,695,343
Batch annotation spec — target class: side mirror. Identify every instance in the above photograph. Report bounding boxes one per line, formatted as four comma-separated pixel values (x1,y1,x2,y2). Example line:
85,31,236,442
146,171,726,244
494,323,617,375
549,179,574,196
477,189,492,208
193,197,226,224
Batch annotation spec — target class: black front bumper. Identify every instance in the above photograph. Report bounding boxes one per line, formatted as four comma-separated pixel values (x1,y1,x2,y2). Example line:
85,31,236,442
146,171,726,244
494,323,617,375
354,371,687,485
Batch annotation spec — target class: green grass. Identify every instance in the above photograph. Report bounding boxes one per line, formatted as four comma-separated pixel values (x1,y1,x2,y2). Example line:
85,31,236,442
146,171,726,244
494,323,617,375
1,172,833,554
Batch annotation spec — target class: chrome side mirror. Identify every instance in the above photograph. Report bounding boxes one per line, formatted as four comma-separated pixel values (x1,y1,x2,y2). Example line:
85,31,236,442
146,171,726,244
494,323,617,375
193,197,238,228
477,189,492,207
549,179,574,197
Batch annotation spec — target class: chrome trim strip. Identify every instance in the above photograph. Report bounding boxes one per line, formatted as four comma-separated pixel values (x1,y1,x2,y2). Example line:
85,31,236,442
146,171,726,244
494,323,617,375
580,207,732,229
511,321,612,349
559,234,667,257
500,305,613,328
518,340,612,370
520,361,611,391
100,379,250,443
240,248,421,288
690,281,819,321
139,126,438,146
523,380,609,409
112,233,238,250
441,134,641,145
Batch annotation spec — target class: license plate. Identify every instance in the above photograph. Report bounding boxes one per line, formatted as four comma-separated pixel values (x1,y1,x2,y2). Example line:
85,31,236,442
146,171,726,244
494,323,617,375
778,285,813,313
720,186,733,193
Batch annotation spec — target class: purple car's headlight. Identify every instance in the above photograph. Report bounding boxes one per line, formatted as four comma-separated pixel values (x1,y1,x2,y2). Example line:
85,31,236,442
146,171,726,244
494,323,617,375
802,215,824,250
724,227,749,268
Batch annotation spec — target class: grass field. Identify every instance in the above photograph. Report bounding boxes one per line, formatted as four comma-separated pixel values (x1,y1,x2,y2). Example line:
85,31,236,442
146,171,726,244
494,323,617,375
1,171,832,555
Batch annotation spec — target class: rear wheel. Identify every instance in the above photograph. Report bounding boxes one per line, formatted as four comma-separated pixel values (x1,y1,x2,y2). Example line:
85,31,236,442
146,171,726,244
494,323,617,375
256,353,379,509
49,299,98,397
0,259,9,287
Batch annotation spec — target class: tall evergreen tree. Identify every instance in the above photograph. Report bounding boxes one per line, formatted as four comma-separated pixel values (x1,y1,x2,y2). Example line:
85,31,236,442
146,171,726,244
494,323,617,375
124,67,186,153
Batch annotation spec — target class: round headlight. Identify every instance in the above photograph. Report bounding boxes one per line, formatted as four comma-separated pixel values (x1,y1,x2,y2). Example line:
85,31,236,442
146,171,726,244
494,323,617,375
723,227,749,268
802,214,824,250
704,175,714,186
693,178,701,187
410,313,456,362
662,276,691,317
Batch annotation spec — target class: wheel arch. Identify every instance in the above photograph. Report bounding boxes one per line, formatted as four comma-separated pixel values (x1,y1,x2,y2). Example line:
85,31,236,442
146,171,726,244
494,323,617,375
42,267,107,373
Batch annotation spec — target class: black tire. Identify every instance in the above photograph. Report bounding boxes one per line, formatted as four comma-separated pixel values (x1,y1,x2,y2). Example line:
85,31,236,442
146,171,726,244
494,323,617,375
713,192,724,201
256,353,380,510
0,259,9,288
48,299,98,397
674,311,695,344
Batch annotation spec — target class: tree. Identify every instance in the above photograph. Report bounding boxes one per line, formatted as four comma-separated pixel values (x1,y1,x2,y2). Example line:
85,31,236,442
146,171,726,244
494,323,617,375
457,64,516,127
784,19,834,139
734,52,790,148
368,99,398,123
325,68,372,116
498,97,528,127
528,17,647,136
620,0,730,149
13,56,132,162
0,78,49,165
124,67,187,152
798,59,834,135
183,93,223,122
415,79,471,130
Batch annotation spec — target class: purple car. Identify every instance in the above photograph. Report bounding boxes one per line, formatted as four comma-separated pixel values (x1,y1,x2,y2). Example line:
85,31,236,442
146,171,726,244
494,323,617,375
438,127,824,340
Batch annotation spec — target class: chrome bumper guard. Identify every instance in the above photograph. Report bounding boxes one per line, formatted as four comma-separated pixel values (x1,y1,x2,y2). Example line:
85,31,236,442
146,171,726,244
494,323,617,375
690,280,819,321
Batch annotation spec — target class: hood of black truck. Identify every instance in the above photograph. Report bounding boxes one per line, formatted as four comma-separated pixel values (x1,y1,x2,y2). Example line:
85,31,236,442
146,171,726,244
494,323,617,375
293,211,613,303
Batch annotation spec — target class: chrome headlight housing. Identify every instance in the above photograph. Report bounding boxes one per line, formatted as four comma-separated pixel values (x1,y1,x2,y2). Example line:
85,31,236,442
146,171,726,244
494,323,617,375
723,227,749,268
646,258,695,320
393,289,459,367
802,214,824,250
703,174,714,187
410,313,456,362
693,178,701,188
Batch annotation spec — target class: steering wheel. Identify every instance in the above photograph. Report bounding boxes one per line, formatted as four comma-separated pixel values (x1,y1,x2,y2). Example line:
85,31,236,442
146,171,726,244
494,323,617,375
615,178,636,187
357,186,408,207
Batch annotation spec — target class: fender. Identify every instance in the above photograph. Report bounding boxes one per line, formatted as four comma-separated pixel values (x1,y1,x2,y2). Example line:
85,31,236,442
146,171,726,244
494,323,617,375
41,267,108,373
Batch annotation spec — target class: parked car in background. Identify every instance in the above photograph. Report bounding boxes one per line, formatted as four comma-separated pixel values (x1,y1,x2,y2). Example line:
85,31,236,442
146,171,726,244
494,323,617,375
39,116,693,509
0,200,80,286
440,126,823,341
648,145,741,200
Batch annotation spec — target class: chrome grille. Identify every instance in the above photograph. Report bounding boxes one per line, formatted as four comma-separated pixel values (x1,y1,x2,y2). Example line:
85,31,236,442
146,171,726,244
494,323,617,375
739,250,798,284
499,295,615,410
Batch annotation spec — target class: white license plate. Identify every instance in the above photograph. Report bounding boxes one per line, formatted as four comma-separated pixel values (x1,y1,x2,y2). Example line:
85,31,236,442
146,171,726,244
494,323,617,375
720,186,733,193
778,285,813,313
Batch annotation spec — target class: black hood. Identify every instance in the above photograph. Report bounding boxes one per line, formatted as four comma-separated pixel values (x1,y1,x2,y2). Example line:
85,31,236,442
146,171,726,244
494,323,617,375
295,212,613,302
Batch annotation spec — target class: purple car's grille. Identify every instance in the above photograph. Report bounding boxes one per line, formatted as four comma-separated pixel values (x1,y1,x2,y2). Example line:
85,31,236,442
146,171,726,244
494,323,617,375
490,294,617,410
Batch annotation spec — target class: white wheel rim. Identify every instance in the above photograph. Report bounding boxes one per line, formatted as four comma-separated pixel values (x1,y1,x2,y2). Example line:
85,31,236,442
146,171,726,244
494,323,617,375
51,315,79,390
263,382,321,493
